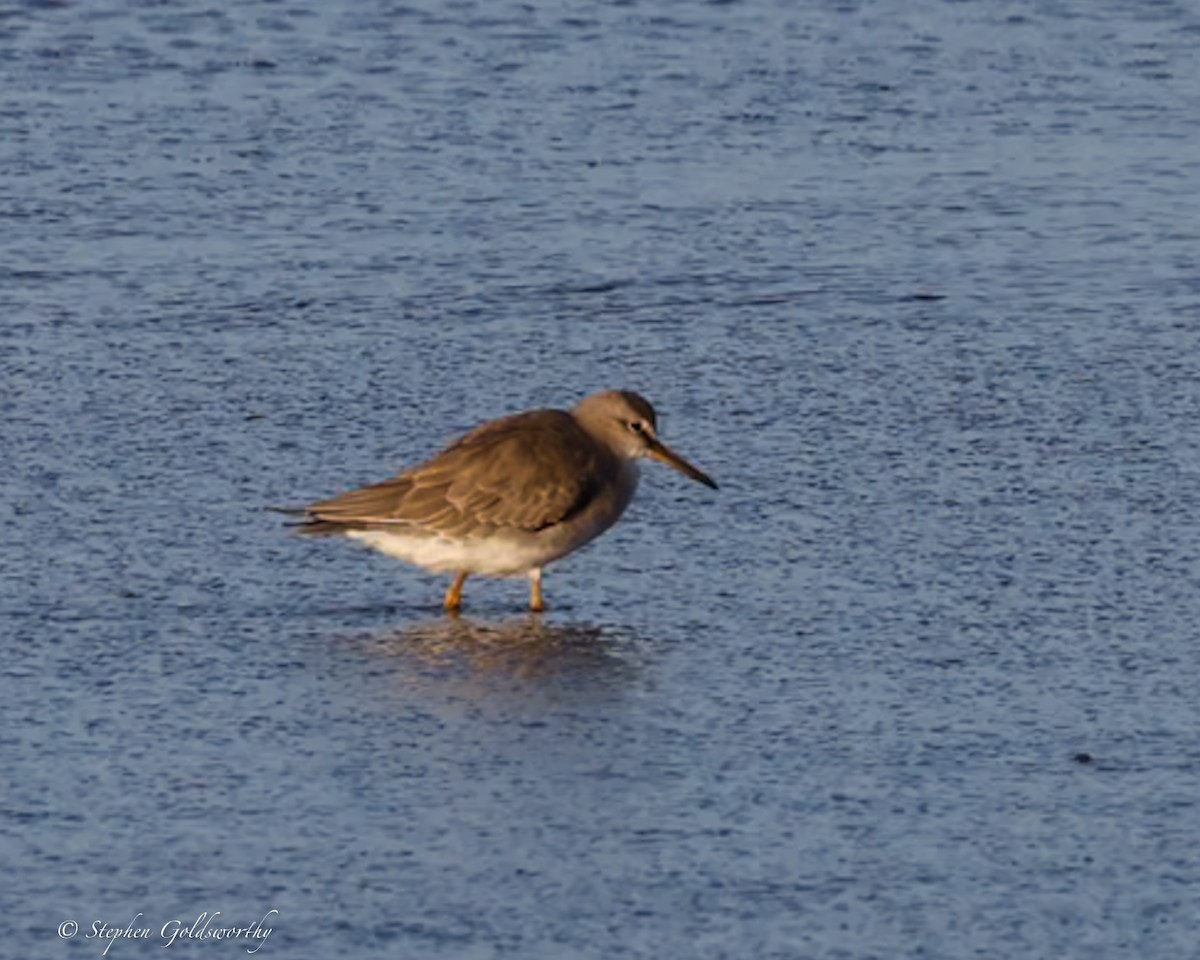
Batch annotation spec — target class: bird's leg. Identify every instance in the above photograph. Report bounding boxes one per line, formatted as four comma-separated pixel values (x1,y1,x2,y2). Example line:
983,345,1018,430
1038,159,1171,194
444,572,468,613
529,568,545,613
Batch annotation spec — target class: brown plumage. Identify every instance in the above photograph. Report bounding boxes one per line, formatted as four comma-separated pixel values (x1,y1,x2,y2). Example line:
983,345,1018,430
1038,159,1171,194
292,390,717,612
301,410,621,540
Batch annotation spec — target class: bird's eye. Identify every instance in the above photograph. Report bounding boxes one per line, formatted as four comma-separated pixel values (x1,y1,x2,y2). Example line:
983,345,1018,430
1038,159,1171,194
629,420,645,434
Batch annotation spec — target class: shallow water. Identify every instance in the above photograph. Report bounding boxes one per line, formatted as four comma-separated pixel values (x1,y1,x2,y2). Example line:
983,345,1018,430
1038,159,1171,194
5,1,1200,957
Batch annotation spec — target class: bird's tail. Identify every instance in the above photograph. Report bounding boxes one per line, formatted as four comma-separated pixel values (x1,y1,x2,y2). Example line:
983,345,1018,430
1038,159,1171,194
265,505,306,517
266,505,359,537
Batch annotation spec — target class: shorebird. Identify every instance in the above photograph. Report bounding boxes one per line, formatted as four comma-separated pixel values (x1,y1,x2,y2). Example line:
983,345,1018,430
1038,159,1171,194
292,390,717,612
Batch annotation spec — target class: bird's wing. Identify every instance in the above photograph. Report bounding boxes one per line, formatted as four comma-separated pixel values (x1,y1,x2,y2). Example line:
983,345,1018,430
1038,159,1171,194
304,410,617,538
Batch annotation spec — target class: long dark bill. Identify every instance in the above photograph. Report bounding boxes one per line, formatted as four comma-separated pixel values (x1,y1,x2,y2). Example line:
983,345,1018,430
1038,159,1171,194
647,438,719,490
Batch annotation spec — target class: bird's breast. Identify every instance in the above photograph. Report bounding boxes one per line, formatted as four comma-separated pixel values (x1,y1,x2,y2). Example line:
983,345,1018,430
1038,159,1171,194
546,458,639,556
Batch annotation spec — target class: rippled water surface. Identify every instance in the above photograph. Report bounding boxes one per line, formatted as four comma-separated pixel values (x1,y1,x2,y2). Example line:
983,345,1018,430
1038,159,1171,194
6,1,1200,957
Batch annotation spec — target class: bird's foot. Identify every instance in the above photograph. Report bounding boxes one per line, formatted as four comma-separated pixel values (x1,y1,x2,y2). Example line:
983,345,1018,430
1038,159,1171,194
444,572,468,614
528,569,545,613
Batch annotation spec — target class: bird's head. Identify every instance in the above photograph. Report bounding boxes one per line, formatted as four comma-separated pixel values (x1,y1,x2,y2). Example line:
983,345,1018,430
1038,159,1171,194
573,390,718,490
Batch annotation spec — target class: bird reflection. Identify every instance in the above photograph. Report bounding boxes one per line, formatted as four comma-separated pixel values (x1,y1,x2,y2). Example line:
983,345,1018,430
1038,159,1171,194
352,615,645,685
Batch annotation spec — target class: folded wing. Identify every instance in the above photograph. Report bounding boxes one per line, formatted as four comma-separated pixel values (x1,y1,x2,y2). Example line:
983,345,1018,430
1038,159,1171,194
301,410,616,539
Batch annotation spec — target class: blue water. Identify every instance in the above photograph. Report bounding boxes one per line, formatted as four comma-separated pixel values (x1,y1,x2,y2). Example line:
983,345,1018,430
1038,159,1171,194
5,1,1200,957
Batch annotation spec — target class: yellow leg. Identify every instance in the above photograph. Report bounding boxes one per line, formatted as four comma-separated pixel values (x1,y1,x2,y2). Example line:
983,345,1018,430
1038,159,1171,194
529,568,544,612
444,572,468,613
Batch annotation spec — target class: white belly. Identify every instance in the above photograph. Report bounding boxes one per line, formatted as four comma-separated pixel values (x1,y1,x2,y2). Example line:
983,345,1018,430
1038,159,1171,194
346,529,558,576
345,461,640,577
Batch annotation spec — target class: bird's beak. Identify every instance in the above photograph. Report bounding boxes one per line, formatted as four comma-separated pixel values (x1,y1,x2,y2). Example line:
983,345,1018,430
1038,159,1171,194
646,437,719,490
